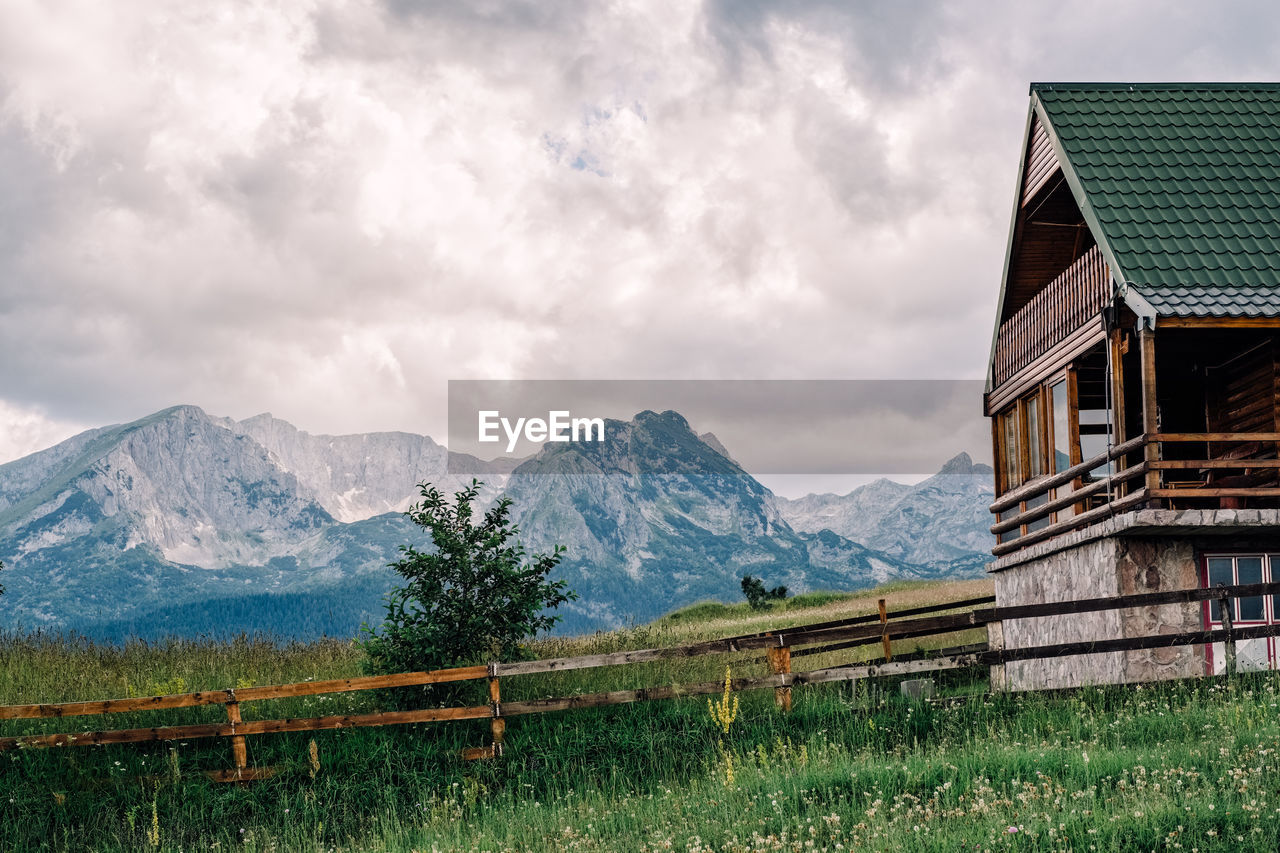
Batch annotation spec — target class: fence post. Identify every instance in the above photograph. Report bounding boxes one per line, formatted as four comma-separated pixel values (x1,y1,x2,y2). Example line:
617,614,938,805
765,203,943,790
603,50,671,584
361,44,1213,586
767,636,792,713
987,620,1007,692
1219,589,1236,678
879,598,892,662
225,696,247,781
488,664,505,756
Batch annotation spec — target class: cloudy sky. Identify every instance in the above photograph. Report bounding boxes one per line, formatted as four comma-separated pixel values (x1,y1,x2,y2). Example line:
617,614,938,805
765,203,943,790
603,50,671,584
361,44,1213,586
2,0,1279,476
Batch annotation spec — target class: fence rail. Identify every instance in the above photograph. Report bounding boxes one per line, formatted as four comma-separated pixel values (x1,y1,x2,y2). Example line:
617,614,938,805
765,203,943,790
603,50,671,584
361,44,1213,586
4,583,1277,781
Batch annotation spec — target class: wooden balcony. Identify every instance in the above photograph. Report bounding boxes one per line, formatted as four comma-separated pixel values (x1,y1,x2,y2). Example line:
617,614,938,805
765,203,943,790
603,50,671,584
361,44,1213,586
992,246,1110,388
989,433,1280,556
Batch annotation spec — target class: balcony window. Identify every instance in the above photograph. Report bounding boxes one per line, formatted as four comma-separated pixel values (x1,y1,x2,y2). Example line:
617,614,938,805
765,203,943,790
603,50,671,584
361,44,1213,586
1051,379,1071,473
1024,392,1046,480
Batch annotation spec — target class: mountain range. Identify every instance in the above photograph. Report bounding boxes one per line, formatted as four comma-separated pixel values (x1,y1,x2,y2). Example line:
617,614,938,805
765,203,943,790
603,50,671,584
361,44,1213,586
0,405,994,640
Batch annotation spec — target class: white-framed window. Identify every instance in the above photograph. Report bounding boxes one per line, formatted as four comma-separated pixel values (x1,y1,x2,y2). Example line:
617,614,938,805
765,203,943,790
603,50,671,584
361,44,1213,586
1202,552,1279,674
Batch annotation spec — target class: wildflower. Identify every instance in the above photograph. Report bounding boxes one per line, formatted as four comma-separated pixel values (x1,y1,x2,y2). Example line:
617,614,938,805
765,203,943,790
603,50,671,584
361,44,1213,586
707,667,739,736
147,799,160,849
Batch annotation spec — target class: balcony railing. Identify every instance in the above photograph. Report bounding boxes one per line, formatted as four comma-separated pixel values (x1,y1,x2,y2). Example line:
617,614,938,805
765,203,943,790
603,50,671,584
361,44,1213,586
992,245,1110,388
990,433,1280,557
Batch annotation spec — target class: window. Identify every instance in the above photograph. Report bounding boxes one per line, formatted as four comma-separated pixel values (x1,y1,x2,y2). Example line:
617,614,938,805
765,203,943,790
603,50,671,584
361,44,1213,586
1023,391,1046,480
999,408,1020,493
995,383,1060,541
1203,553,1280,674
1050,379,1071,474
1205,552,1268,622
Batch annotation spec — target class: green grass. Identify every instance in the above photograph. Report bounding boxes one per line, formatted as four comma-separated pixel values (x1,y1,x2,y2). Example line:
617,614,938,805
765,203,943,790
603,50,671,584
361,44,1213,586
660,589,881,625
6,578,1280,852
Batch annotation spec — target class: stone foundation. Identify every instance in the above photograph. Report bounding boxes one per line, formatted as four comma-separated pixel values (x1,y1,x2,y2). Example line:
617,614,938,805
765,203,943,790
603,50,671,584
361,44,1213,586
986,509,1273,691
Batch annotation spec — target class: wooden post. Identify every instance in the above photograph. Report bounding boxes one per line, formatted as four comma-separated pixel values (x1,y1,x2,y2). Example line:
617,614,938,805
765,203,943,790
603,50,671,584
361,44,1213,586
1067,367,1084,516
766,638,792,713
987,619,1007,692
1109,327,1128,492
488,664,504,756
1219,590,1237,678
1140,325,1160,501
879,599,892,662
225,700,247,780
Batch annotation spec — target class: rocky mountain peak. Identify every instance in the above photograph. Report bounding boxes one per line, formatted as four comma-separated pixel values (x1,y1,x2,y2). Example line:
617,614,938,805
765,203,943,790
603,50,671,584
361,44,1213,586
0,407,995,640
936,451,994,477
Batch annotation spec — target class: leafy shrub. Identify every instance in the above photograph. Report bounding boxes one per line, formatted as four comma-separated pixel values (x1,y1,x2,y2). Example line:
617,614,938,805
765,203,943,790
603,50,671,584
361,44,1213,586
740,574,788,610
360,480,575,703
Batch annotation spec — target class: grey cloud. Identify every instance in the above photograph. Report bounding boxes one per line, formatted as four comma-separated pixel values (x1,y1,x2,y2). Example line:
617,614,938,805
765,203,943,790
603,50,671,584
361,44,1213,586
4,0,1280,460
702,0,954,93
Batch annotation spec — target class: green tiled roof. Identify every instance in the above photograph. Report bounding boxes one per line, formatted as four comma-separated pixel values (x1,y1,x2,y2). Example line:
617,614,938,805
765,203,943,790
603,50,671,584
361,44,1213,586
1034,83,1280,316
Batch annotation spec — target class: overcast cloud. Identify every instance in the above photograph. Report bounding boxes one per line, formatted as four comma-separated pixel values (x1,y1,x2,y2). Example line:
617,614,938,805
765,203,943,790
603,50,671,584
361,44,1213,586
3,0,1280,476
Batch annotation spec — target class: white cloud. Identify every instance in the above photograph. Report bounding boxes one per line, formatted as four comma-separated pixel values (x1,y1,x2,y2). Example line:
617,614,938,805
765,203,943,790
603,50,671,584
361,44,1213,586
1,0,1278,462
0,399,90,464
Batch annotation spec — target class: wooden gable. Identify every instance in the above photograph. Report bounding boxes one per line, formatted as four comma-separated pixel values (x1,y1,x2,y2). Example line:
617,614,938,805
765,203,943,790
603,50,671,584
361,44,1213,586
1021,113,1059,204
1000,113,1095,326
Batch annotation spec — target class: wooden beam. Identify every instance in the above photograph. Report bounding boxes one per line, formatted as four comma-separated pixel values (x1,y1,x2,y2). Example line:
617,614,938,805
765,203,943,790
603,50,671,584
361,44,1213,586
1067,366,1084,515
767,642,792,712
488,673,505,753
879,599,892,661
990,461,1146,534
1153,433,1280,442
0,666,490,721
1110,326,1127,449
0,706,493,751
987,317,1106,414
1151,459,1280,469
795,655,979,686
991,417,1005,495
501,675,789,717
1150,487,1280,498
991,488,1148,557
226,702,247,779
205,767,276,784
986,621,1280,665
1140,326,1160,497
990,434,1144,513
729,596,996,644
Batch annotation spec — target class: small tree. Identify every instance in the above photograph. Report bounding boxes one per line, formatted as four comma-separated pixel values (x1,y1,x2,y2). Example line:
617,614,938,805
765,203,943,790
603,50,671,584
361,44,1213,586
361,480,575,696
741,574,788,610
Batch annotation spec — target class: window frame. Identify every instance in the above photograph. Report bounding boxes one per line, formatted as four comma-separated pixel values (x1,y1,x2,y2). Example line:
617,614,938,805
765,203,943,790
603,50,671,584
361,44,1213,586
994,371,1074,543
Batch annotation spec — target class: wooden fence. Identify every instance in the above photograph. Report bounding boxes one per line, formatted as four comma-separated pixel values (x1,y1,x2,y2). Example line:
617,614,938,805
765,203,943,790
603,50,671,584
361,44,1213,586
4,583,1280,782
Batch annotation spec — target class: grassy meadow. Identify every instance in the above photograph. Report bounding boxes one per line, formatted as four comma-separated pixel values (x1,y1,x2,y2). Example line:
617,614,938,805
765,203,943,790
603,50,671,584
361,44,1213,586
5,578,1280,851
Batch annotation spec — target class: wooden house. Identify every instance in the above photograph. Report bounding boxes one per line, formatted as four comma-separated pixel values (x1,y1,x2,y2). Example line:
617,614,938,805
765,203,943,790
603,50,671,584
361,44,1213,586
985,83,1280,689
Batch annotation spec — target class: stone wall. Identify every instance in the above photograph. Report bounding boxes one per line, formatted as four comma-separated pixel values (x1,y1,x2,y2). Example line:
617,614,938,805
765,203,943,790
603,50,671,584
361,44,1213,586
995,536,1125,690
1115,537,1204,684
993,532,1203,690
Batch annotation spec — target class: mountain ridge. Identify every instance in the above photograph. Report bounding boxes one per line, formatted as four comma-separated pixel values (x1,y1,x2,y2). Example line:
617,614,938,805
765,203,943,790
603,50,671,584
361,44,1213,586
0,405,994,639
